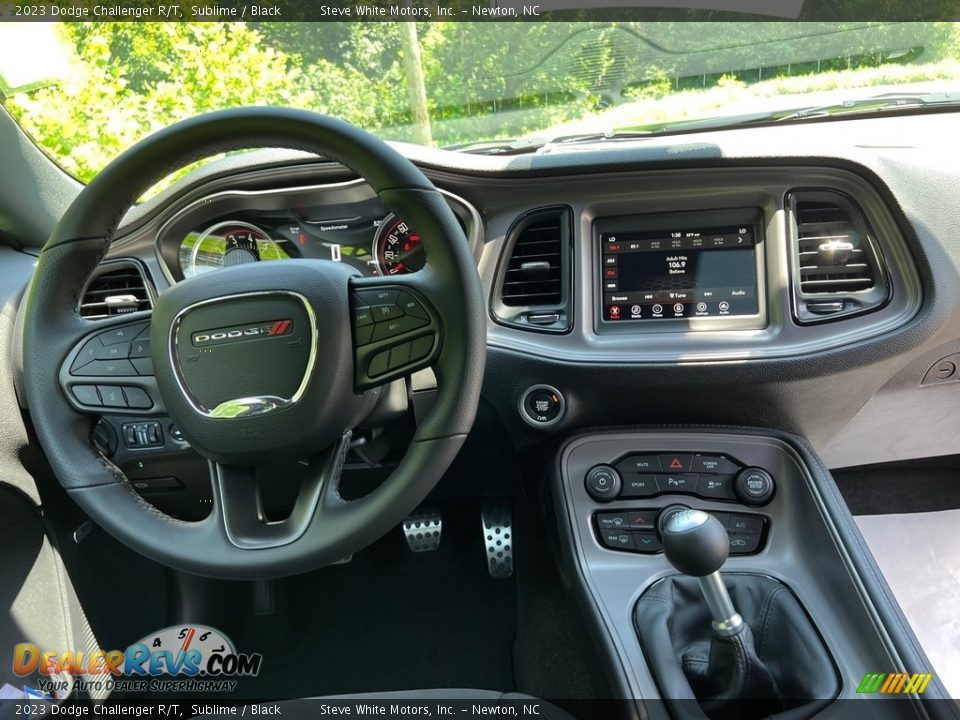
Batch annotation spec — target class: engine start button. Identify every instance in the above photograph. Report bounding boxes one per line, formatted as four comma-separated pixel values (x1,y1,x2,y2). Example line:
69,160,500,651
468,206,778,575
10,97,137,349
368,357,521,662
519,384,565,428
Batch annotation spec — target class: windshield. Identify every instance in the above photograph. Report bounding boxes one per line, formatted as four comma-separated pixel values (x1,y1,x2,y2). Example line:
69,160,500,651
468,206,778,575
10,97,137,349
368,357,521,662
1,21,959,182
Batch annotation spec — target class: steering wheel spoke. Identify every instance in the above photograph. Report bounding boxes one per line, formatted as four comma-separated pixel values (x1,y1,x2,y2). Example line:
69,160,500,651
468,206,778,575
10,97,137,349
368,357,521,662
350,275,442,391
213,431,351,550
59,315,162,415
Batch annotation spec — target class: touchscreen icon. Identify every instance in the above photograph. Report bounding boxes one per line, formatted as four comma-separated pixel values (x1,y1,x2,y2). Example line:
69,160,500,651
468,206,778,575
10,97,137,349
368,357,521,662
673,303,684,314
719,301,730,312
630,304,642,317
652,304,663,314
696,302,708,312
609,305,621,319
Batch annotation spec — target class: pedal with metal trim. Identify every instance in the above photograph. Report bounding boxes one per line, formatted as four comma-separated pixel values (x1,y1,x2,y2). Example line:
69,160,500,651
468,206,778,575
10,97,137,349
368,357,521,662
482,497,514,579
402,507,442,552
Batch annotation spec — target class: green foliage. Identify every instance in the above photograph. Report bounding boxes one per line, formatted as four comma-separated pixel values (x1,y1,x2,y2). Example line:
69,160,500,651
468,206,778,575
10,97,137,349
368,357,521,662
3,21,960,184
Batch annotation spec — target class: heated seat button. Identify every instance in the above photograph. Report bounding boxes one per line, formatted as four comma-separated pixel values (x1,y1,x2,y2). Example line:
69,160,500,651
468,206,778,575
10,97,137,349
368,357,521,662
659,454,693,472
71,385,101,407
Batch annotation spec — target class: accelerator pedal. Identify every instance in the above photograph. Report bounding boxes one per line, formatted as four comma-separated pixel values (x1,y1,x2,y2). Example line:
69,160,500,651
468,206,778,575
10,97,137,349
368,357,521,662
403,507,442,552
481,497,514,579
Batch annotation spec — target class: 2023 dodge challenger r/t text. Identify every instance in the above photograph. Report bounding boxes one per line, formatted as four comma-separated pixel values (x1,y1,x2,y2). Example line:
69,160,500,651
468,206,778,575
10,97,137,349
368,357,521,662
1,14,960,720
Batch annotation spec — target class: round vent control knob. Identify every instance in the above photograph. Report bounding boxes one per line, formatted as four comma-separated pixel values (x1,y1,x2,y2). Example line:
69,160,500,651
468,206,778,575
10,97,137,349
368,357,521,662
735,467,775,506
585,465,621,502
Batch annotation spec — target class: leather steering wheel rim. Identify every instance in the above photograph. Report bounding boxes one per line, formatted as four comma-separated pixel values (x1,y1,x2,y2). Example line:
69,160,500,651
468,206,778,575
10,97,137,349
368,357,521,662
20,108,485,579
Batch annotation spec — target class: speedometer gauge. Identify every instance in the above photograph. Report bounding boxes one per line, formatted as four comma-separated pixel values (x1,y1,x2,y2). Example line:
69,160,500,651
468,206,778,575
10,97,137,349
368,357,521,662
180,221,290,278
373,214,426,275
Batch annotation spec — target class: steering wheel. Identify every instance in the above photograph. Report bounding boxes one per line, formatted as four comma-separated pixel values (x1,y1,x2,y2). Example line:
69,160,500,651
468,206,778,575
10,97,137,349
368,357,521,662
20,108,485,579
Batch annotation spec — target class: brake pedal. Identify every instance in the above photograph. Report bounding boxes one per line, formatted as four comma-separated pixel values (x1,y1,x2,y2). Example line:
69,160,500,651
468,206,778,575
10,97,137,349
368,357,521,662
403,507,442,552
482,497,514,579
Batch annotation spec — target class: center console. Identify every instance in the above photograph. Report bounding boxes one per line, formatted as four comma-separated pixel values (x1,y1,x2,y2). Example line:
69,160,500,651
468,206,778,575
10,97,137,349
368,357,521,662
552,429,944,719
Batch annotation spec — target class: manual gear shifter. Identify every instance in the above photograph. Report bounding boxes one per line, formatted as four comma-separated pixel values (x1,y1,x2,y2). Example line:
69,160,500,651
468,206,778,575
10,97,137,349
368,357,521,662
661,509,744,637
636,507,839,719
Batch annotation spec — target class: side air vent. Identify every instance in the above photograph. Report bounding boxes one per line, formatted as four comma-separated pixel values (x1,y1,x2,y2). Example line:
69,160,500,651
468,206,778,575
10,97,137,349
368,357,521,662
787,191,889,323
79,262,153,319
493,207,572,333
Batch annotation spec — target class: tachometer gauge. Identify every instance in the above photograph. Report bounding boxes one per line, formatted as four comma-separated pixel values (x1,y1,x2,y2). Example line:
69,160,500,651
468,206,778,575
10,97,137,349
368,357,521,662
373,214,426,275
180,221,290,278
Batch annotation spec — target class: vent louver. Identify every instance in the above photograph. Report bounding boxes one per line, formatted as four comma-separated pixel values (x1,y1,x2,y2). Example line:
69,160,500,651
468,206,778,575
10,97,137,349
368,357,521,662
788,191,889,323
79,263,153,319
795,200,875,294
501,215,564,306
493,207,572,333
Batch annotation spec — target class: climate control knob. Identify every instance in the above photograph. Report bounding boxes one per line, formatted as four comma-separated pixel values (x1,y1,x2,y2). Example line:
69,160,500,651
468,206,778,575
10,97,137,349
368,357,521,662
734,467,775,506
585,465,621,502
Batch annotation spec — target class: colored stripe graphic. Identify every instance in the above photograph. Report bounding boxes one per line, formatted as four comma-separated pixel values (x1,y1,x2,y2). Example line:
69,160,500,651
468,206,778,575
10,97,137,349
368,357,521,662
857,672,933,694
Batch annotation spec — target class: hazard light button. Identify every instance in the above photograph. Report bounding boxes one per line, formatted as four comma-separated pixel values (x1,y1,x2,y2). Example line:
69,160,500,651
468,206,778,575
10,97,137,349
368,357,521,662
658,454,693,472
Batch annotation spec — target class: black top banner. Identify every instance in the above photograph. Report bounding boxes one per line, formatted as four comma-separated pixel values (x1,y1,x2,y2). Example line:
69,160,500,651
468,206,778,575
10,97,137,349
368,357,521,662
2,0,959,21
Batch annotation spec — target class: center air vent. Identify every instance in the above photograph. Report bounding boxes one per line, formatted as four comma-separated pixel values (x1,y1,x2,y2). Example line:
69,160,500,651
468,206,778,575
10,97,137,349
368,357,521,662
79,262,153,319
788,191,889,323
493,207,572,333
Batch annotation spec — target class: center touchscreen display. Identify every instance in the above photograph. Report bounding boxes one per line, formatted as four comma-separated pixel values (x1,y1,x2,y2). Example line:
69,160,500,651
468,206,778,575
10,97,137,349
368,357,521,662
600,224,759,322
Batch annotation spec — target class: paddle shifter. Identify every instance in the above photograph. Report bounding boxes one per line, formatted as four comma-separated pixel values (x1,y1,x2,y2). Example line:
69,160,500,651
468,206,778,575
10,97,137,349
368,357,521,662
660,508,744,637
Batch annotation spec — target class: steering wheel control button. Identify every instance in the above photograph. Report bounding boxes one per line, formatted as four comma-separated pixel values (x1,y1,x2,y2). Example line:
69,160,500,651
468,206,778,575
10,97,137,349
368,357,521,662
352,304,374,327
371,315,427,342
367,349,390,377
129,337,151,358
101,323,147,345
735,467,776,506
621,474,659,498
397,292,429,319
73,359,138,377
389,342,412,368
71,336,104,371
371,303,404,321
585,465,622,502
71,385,101,407
95,342,131,360
131,357,155,376
354,324,374,346
409,335,434,362
355,288,399,306
97,385,127,408
518,384,565,428
122,386,153,409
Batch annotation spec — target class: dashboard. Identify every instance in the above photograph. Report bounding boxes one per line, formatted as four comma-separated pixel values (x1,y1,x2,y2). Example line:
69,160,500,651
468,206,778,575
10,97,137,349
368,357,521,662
87,111,960,472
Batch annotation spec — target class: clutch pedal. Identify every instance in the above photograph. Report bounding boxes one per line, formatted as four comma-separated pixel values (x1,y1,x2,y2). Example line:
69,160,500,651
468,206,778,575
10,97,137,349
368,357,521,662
402,507,442,552
481,497,514,579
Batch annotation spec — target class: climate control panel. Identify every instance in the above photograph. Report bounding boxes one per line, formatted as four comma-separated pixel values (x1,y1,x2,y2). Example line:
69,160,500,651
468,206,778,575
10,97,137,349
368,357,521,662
594,507,767,556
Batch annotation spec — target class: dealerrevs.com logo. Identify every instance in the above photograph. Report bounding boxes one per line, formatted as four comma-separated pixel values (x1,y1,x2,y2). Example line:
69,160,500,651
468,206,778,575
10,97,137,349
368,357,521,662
191,319,294,347
13,625,262,695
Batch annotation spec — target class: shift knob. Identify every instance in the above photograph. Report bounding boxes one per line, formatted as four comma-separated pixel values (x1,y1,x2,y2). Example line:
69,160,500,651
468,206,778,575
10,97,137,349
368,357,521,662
661,509,729,576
